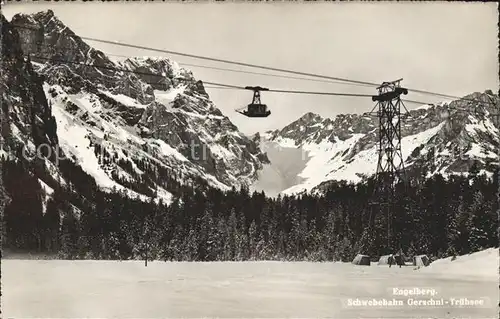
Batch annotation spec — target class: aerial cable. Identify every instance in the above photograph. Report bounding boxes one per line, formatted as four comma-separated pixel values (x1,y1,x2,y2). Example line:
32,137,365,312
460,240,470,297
26,54,375,98
26,54,498,112
78,36,379,88
77,36,498,105
103,52,374,88
23,55,500,121
204,85,495,112
7,26,382,87
265,89,373,97
202,84,482,108
12,33,374,88
204,84,436,106
201,81,243,90
179,63,374,88
202,81,374,97
11,24,498,106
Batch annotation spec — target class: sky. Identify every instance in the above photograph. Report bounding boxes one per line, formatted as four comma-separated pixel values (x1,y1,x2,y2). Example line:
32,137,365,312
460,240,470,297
3,1,499,135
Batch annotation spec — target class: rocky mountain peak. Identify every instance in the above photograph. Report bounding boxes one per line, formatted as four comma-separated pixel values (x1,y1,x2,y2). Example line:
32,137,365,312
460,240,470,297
299,112,323,123
259,91,499,195
34,9,56,19
11,11,119,97
12,10,91,56
3,11,269,206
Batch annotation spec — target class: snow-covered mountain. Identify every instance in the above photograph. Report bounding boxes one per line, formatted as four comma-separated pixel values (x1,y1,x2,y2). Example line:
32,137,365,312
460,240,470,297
252,93,499,196
2,10,268,207
3,10,498,206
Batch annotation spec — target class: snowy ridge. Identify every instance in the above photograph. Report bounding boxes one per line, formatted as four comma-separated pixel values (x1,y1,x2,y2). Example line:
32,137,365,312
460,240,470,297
254,94,499,196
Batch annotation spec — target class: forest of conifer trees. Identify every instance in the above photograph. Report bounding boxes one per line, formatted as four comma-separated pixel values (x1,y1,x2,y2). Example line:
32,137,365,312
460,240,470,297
1,155,498,262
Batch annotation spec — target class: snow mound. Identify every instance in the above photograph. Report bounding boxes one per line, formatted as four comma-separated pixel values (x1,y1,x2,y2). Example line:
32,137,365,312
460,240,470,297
416,104,434,110
419,248,499,280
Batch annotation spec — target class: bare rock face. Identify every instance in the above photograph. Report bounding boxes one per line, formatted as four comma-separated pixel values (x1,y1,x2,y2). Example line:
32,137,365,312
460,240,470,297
1,14,59,155
4,11,269,204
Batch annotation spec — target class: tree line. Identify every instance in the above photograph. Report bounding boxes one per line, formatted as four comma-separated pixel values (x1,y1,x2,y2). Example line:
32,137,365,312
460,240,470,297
2,153,498,262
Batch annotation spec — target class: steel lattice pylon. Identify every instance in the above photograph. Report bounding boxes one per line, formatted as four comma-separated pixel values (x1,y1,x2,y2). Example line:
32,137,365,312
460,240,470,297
368,79,409,254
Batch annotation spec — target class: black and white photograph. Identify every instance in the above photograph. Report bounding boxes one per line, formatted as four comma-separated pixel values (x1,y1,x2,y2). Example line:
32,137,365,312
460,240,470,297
1,1,499,318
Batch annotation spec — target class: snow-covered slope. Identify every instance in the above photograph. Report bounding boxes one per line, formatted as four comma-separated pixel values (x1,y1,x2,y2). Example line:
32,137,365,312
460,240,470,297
3,10,268,205
4,259,498,318
419,248,499,280
5,10,499,202
254,96,499,196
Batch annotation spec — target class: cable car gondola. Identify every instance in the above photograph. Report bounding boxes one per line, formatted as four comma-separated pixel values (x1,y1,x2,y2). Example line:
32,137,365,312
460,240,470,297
236,86,271,118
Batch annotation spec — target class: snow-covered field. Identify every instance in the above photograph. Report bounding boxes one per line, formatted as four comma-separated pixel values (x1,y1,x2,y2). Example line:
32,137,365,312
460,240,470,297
3,250,498,318
420,248,499,280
